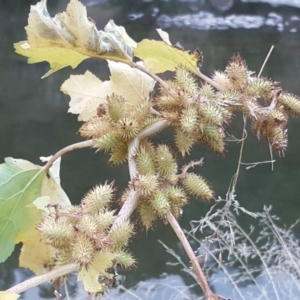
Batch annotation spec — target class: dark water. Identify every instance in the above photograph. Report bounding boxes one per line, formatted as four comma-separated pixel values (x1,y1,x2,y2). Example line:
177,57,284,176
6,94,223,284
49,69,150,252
1,0,300,299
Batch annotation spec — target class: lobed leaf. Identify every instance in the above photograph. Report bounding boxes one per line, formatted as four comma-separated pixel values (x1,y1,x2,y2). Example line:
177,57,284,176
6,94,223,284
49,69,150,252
14,42,89,78
61,71,106,121
14,0,134,77
61,61,155,121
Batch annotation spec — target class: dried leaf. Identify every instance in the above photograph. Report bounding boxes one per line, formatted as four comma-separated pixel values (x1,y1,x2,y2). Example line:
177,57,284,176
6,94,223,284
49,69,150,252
116,28,137,48
107,20,137,48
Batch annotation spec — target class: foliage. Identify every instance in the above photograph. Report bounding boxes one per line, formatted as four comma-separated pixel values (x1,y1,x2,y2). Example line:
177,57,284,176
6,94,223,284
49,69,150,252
1,0,300,298
0,291,20,300
14,0,133,78
0,158,69,267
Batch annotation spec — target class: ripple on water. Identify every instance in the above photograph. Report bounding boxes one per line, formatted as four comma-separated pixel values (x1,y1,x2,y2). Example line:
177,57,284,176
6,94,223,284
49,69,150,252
156,11,300,32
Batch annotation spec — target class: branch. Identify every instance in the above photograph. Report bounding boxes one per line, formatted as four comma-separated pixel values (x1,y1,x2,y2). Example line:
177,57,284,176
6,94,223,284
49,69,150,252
229,115,247,196
43,140,94,171
178,158,204,179
196,70,223,91
9,58,224,299
7,263,78,294
258,45,274,77
112,119,169,230
128,119,169,179
268,89,282,110
112,119,219,299
133,59,223,95
6,140,94,294
132,62,178,99
111,188,140,231
167,212,221,300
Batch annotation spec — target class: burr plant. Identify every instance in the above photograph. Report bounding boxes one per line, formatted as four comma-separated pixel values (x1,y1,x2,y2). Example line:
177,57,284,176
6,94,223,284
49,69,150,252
1,0,300,299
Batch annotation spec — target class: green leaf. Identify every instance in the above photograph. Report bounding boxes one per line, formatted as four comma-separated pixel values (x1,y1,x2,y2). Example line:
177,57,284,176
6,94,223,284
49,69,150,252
0,166,44,263
0,157,70,264
0,157,27,185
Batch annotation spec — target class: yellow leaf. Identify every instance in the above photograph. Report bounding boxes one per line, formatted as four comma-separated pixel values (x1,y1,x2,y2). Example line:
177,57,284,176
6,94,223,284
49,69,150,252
14,0,133,77
0,291,20,300
78,251,115,293
61,61,155,121
14,42,89,78
16,197,55,275
134,39,203,75
106,60,155,106
61,71,106,121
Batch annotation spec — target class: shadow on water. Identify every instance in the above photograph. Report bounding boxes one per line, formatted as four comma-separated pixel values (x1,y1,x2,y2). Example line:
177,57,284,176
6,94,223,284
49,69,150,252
1,0,300,299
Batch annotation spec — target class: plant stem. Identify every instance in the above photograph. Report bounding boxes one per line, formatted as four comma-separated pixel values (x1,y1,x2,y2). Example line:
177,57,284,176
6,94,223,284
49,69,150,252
128,119,168,178
133,60,223,94
7,264,78,294
258,45,274,77
111,188,140,231
112,117,218,299
43,140,94,171
268,89,281,110
112,120,169,230
196,70,223,91
166,212,219,300
8,121,168,295
230,115,247,195
9,65,220,298
178,158,204,179
132,62,178,99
